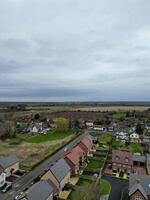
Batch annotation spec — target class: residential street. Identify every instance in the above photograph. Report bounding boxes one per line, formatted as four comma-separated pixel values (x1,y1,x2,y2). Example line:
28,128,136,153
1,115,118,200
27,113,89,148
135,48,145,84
1,131,90,200
102,175,129,200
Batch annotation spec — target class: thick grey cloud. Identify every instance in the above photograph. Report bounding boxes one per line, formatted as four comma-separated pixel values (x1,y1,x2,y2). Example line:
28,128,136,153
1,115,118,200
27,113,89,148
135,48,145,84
0,0,150,101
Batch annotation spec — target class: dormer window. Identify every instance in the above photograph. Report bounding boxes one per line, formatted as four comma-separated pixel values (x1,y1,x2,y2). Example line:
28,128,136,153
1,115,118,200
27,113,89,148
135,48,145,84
116,156,120,161
125,157,129,162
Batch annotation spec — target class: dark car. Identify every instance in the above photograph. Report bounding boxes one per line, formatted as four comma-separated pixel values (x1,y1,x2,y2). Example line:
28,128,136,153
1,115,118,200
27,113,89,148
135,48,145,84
0,183,7,191
1,183,12,193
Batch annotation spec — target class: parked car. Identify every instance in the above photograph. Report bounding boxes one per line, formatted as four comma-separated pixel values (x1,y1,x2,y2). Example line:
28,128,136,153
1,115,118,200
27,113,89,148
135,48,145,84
14,193,26,200
1,183,12,193
0,183,7,191
14,170,26,176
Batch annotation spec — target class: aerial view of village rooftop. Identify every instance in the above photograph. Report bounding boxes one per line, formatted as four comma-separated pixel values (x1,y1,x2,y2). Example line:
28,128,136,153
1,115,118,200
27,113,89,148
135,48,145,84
0,0,150,200
0,103,150,200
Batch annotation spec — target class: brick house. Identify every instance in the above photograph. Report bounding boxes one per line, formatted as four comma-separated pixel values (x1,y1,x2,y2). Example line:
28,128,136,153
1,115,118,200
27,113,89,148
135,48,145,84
64,145,85,175
78,137,93,155
129,174,150,200
41,159,71,193
112,150,133,174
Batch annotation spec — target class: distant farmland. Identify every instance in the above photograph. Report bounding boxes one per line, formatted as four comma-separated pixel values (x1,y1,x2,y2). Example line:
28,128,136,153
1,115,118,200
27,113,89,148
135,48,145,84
71,105,150,112
0,103,150,116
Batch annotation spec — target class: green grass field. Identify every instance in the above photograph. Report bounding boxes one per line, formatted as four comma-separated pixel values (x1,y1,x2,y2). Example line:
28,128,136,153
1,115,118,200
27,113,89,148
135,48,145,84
26,130,73,143
0,131,75,170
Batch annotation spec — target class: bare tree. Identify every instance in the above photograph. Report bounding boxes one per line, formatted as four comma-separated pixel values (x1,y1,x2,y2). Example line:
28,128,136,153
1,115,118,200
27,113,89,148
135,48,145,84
0,112,16,139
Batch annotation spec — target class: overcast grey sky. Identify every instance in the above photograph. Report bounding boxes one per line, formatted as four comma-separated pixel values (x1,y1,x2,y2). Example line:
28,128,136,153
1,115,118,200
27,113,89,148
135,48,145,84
0,0,150,102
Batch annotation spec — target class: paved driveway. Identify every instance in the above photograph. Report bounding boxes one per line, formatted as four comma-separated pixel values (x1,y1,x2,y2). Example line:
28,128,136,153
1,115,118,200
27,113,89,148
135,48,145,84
102,175,129,200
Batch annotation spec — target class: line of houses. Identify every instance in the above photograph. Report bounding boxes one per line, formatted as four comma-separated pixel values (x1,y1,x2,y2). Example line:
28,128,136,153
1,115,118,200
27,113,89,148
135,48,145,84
0,136,94,200
23,136,93,200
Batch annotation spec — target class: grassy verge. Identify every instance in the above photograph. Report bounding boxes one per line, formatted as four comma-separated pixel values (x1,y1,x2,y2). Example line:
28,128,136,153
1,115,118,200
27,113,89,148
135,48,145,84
100,179,111,196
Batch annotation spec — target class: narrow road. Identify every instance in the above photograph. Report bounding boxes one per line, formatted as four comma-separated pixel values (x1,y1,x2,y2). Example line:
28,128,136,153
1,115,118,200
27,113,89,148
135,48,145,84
1,131,90,200
102,175,129,200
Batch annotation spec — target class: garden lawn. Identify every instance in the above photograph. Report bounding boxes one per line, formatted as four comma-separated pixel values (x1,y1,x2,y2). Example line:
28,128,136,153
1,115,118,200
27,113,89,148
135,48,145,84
98,133,112,144
130,143,143,154
100,179,111,196
112,140,127,150
67,179,100,200
26,130,73,143
87,159,103,169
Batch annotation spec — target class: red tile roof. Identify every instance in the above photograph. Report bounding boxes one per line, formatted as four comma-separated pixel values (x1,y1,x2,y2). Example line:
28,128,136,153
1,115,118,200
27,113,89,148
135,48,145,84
80,138,92,150
65,146,84,165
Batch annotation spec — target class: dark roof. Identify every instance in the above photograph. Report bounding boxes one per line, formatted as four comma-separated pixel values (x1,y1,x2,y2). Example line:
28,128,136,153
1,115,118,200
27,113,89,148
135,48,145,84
50,159,70,182
129,174,150,199
0,155,19,169
26,180,54,200
133,155,146,163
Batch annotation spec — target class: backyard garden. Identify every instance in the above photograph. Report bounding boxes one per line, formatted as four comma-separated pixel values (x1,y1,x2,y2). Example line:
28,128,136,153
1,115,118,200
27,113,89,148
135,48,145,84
67,178,110,200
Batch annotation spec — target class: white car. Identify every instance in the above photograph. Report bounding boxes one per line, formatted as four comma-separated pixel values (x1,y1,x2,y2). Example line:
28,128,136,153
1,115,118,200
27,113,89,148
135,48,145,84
14,193,25,200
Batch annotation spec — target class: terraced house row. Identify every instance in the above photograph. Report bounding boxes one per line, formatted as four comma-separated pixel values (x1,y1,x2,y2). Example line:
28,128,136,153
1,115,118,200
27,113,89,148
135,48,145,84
21,136,93,200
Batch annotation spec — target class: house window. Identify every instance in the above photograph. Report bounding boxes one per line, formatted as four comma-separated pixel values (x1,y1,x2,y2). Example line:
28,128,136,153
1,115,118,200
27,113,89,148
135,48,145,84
116,156,120,161
125,157,129,162
135,196,142,200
